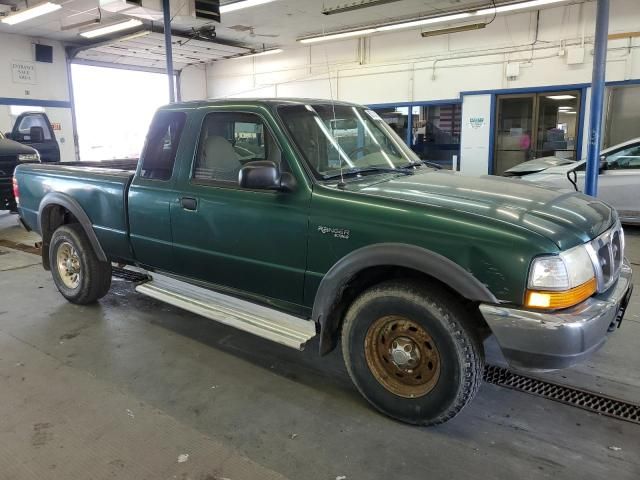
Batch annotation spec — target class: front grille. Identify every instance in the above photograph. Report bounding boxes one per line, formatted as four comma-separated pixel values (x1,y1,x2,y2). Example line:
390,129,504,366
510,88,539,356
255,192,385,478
589,223,624,293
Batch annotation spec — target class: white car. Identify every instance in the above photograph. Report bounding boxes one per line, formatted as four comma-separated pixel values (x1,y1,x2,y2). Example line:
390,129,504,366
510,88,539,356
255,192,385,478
515,138,640,225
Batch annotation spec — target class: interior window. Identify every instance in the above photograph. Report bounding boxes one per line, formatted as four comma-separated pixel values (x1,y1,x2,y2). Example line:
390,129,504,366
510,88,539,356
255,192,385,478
17,114,52,140
193,112,282,183
606,144,640,170
139,110,186,180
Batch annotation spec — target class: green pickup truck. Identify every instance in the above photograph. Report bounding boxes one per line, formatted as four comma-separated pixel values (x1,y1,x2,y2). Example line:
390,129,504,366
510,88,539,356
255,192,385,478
14,99,633,425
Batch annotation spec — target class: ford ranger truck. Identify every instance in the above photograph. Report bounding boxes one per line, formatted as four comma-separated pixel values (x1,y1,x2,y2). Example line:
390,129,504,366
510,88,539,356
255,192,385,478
13,99,633,426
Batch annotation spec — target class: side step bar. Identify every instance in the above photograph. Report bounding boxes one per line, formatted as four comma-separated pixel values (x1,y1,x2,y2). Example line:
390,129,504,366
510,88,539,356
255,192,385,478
135,272,317,350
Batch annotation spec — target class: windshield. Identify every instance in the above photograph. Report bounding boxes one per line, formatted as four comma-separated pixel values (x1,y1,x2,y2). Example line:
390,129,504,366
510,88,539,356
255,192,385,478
278,104,421,179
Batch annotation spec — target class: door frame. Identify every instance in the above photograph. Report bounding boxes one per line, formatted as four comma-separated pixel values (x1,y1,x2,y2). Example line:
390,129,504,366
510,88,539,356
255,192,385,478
483,85,587,174
492,89,583,175
492,93,537,175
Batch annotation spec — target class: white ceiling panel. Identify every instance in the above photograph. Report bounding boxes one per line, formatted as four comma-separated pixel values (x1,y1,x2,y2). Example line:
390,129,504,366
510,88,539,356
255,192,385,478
0,0,566,71
74,31,250,70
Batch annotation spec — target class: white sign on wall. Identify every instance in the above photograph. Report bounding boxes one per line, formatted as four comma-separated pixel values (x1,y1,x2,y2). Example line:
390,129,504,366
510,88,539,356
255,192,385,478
460,94,492,176
469,116,485,129
11,60,37,84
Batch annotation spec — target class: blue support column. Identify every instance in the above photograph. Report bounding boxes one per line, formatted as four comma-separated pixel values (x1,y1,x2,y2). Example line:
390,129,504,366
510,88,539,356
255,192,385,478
585,0,610,197
163,0,176,103
406,106,413,147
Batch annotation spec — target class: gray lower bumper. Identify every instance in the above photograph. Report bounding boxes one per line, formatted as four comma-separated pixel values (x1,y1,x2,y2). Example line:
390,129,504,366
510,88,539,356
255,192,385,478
480,260,633,371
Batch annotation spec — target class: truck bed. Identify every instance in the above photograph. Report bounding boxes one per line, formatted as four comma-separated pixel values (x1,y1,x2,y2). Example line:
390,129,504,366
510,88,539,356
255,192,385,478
15,163,135,261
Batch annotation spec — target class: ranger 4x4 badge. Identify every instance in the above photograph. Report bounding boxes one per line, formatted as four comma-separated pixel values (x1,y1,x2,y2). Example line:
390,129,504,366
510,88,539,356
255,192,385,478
318,225,350,240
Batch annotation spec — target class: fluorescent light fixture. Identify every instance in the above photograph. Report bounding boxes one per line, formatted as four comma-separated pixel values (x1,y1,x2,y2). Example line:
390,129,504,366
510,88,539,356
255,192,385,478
322,0,402,15
421,22,486,37
300,12,473,43
561,111,577,114
1,2,61,25
233,48,283,59
220,0,279,13
299,0,569,44
546,95,576,100
80,19,143,39
476,0,569,16
376,12,472,32
300,29,376,44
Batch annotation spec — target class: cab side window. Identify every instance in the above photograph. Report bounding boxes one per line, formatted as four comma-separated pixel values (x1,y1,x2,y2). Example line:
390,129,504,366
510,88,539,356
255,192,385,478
193,112,283,183
139,111,186,181
606,145,640,170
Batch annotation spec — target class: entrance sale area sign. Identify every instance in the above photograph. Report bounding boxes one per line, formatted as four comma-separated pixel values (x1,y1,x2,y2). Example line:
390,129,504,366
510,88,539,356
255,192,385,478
12,61,36,84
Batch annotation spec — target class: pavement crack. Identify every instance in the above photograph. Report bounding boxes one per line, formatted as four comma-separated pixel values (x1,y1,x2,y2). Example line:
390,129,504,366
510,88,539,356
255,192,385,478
0,264,41,272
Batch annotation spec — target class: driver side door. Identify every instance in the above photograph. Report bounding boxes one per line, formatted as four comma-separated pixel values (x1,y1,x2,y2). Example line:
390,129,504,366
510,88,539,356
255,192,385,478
170,108,311,308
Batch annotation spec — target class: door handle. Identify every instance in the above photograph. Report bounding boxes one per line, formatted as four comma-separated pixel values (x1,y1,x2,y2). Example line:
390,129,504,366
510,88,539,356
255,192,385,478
181,197,197,211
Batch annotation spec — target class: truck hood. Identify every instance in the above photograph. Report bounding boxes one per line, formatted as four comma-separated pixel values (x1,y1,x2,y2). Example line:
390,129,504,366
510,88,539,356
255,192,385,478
340,169,614,249
0,138,38,156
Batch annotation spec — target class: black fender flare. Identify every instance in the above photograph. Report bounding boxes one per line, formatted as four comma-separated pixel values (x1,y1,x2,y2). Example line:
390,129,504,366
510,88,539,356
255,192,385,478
312,243,497,354
38,192,108,269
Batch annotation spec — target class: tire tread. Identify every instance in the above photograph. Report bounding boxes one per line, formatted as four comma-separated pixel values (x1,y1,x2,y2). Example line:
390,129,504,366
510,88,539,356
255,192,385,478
341,279,484,426
49,224,111,304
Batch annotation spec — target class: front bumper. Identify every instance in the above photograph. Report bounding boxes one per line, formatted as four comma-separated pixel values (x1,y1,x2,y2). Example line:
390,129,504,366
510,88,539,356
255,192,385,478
479,260,633,371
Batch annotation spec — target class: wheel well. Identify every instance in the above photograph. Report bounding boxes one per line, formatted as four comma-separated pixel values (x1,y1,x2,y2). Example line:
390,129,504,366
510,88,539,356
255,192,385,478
40,204,79,270
319,265,490,355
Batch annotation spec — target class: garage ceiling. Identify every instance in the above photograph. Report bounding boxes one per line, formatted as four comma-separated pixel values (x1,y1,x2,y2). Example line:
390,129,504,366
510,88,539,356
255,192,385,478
0,0,542,70
74,32,249,69
216,0,502,45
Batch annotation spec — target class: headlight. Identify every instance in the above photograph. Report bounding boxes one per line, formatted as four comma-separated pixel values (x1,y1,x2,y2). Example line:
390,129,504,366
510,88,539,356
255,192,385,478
18,153,39,162
525,244,596,309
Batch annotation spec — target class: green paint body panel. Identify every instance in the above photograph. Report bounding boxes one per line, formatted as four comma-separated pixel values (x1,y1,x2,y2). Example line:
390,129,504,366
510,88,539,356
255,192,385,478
14,99,617,315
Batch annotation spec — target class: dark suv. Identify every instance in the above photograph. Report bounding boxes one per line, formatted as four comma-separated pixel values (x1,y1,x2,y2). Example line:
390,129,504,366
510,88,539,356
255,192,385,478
0,131,40,211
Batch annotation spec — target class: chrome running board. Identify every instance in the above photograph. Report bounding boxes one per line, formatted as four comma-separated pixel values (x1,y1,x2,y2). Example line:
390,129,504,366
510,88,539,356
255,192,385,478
135,272,316,350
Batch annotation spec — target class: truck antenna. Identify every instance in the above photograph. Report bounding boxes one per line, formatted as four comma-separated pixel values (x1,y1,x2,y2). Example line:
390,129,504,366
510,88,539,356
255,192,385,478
322,26,345,188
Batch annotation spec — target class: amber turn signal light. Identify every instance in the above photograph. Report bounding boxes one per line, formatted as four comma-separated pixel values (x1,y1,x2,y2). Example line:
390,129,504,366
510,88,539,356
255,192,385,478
525,277,597,310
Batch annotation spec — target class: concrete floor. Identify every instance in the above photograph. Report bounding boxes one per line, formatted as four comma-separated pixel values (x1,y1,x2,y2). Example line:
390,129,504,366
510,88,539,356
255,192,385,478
1,210,639,480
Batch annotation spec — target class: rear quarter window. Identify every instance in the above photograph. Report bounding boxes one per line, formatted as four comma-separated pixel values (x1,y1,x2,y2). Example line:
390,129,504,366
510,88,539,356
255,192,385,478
139,111,187,181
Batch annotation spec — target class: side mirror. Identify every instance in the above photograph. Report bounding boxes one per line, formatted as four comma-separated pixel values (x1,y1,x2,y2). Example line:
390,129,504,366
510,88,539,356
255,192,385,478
238,161,296,192
4,132,11,139
29,126,45,143
599,156,608,172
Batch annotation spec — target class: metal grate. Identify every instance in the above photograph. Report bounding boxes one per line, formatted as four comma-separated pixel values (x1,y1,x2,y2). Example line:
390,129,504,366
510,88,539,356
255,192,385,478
112,267,149,283
484,364,640,424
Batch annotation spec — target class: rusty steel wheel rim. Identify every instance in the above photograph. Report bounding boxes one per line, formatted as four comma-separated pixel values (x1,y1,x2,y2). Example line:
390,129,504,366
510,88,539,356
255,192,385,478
364,315,441,398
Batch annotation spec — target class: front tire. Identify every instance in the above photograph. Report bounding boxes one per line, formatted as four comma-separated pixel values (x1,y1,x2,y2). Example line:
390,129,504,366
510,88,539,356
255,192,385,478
341,280,484,425
49,224,112,304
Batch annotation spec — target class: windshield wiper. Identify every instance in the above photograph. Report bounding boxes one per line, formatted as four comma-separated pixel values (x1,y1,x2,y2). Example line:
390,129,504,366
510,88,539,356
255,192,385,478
323,166,414,180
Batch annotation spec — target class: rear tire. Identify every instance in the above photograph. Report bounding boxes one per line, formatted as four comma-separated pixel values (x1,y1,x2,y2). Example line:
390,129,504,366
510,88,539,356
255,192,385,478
49,224,111,304
341,280,484,425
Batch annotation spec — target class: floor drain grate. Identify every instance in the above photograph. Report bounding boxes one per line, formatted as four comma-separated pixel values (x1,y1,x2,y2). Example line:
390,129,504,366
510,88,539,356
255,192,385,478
112,267,149,283
484,364,640,424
